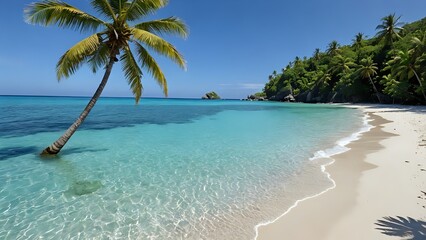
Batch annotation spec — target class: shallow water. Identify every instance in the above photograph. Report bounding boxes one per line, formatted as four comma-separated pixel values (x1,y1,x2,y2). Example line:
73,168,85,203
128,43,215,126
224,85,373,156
0,96,363,239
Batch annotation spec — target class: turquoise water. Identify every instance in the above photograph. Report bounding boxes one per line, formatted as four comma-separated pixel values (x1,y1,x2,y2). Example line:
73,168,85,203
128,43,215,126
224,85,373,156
0,96,364,239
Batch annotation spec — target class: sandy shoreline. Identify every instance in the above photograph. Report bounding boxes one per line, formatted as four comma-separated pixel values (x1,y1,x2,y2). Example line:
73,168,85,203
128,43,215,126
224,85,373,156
256,104,426,240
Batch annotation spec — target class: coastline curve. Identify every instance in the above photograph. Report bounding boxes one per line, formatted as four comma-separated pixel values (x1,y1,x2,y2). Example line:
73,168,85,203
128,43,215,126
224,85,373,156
253,109,373,239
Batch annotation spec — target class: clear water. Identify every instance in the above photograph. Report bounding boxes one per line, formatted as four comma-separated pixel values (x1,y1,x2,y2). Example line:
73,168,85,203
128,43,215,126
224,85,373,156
0,96,364,239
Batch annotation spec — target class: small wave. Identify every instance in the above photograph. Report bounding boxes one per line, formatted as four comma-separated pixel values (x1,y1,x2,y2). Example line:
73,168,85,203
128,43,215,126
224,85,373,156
254,112,373,239
310,114,373,161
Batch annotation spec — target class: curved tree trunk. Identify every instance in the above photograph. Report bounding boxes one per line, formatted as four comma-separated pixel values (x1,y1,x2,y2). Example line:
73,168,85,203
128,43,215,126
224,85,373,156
41,56,117,155
369,76,382,103
411,67,426,103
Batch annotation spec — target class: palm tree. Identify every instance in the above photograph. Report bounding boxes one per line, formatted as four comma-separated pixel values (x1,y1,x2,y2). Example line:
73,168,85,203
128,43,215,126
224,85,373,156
272,70,277,76
411,32,426,89
380,74,399,103
326,41,340,56
313,48,321,61
411,31,426,65
314,71,331,89
356,57,382,103
375,14,404,47
330,55,355,76
352,32,365,52
294,56,302,66
386,50,426,102
25,0,188,155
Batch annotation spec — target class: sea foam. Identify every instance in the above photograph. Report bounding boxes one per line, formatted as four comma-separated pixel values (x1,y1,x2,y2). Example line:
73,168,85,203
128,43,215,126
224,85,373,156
310,114,373,160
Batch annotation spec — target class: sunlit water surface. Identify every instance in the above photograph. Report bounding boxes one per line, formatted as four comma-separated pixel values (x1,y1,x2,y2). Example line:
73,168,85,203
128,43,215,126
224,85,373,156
0,96,364,239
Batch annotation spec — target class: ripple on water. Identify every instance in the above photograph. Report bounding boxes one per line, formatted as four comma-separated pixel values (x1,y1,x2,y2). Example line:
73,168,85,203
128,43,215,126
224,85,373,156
0,98,364,239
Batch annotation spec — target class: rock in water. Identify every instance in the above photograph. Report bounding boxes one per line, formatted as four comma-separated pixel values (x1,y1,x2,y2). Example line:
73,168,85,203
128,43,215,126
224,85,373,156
66,180,103,196
202,91,221,100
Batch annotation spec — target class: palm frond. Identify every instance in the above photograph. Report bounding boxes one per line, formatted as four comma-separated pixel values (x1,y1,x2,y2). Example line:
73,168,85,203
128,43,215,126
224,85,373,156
131,28,186,69
91,0,117,20
124,0,168,21
57,33,101,79
355,58,376,78
25,0,105,32
375,24,386,31
87,43,110,73
108,0,122,16
375,14,404,45
133,41,168,96
411,36,422,45
134,17,188,39
121,45,143,103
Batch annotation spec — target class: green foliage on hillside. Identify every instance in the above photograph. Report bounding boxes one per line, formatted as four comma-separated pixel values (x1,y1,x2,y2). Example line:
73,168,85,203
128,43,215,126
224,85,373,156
262,15,426,104
254,92,267,98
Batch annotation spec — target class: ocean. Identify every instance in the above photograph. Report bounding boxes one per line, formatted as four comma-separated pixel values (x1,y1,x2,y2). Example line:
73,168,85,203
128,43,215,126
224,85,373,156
0,96,367,239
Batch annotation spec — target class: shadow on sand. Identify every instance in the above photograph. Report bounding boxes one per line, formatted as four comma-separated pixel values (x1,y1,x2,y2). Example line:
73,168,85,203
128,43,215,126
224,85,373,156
375,216,426,240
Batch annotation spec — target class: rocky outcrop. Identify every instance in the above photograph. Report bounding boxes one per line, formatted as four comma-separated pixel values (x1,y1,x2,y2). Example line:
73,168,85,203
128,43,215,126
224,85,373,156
295,91,308,102
269,89,290,101
295,90,328,103
263,88,395,104
283,94,295,102
247,95,266,101
202,92,221,100
269,89,295,102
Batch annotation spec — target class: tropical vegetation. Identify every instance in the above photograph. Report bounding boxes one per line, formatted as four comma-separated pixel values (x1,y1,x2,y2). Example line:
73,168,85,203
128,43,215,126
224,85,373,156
25,0,188,155
260,14,426,105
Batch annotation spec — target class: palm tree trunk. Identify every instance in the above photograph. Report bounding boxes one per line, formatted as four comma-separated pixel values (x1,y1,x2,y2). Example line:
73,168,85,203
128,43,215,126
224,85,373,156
369,76,382,103
411,67,426,103
41,56,117,155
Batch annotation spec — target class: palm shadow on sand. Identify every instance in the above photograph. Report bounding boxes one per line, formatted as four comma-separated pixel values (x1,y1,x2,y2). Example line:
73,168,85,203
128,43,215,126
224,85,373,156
375,216,426,240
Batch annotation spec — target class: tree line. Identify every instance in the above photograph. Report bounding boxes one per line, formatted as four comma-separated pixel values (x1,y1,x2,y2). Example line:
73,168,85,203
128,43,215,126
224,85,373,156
260,14,426,105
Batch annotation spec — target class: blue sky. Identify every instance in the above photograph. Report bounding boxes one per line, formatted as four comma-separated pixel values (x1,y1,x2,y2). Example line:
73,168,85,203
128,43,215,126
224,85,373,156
0,0,425,99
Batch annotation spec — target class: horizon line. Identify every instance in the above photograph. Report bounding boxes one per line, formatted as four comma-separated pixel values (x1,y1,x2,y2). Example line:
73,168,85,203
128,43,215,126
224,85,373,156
0,94,242,101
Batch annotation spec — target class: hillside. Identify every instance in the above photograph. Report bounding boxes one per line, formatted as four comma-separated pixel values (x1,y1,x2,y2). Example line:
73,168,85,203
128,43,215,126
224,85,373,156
259,15,426,105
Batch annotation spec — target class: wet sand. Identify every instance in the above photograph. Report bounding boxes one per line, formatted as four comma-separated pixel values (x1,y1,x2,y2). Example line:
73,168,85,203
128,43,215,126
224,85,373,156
256,105,426,240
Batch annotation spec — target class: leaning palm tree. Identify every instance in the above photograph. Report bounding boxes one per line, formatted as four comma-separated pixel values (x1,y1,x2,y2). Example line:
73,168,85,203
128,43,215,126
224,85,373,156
385,50,426,102
25,0,188,155
375,14,404,47
411,32,426,87
355,57,382,103
411,31,426,64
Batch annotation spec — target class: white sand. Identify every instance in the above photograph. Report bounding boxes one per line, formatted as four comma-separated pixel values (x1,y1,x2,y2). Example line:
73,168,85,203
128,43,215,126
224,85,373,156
256,104,426,240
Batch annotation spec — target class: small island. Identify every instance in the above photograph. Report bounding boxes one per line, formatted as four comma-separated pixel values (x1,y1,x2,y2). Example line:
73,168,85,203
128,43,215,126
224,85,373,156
201,91,221,100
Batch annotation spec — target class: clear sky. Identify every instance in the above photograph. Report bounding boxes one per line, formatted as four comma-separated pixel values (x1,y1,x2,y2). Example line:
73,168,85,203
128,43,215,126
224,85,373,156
0,0,425,99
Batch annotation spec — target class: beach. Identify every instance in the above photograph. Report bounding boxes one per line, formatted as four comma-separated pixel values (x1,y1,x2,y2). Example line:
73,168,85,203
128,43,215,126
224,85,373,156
1,97,425,239
256,104,426,240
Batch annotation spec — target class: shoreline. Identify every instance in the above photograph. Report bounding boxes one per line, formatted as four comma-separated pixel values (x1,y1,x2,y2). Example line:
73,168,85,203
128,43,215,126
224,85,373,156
253,106,372,238
256,104,426,240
